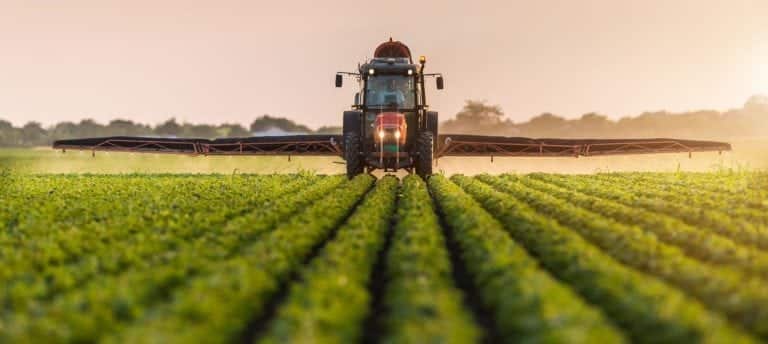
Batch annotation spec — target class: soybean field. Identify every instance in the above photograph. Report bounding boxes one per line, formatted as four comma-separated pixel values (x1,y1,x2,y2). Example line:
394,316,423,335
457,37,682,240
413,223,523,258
1,171,768,343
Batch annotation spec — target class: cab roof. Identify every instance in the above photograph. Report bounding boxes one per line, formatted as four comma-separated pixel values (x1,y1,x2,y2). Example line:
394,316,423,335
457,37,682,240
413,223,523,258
359,58,419,75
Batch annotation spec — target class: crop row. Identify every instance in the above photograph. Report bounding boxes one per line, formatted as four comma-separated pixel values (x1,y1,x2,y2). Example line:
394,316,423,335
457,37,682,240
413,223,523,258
591,173,768,226
0,175,322,309
512,174,768,280
108,174,374,343
0,174,362,343
428,175,625,343
477,174,768,339
537,174,768,251
258,176,399,343
2,172,766,342
596,172,768,209
376,175,480,343
454,175,756,343
0,175,296,271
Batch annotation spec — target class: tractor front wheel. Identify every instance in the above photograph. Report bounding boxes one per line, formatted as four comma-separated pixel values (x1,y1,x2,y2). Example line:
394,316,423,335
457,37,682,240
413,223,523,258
415,132,433,179
344,133,363,179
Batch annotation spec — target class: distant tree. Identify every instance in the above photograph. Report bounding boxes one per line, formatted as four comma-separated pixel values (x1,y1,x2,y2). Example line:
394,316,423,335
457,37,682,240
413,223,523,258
49,121,79,140
3,94,768,148
107,119,151,136
441,100,514,135
0,119,12,131
518,112,567,136
571,113,613,137
155,118,182,137
527,112,566,127
315,126,342,134
0,119,20,146
624,111,671,137
77,119,105,137
182,123,219,138
20,122,48,146
454,100,505,125
250,114,311,133
220,123,250,137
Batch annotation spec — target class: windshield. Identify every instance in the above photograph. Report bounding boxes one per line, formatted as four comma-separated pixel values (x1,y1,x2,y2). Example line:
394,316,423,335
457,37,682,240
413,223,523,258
365,75,416,108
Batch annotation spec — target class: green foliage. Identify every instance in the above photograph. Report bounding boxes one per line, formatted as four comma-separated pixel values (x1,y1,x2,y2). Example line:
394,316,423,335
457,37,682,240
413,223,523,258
1,171,767,342
440,95,768,138
476,174,768,340
429,175,625,343
259,176,398,343
110,174,374,343
454,174,757,343
380,175,480,343
517,174,768,279
0,114,332,147
0,174,347,342
249,114,312,133
549,173,768,250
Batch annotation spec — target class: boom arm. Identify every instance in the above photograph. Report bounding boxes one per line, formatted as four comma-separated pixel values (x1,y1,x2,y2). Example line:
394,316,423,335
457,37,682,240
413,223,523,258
53,134,730,159
435,135,731,158
53,135,344,156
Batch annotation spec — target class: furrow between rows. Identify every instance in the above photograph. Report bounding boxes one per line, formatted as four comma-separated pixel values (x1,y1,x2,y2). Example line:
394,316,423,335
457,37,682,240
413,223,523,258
256,176,398,343
536,174,768,252
513,174,768,280
429,175,625,343
103,174,374,344
0,175,351,343
376,175,481,343
0,175,319,309
476,174,768,339
453,175,756,343
592,173,768,226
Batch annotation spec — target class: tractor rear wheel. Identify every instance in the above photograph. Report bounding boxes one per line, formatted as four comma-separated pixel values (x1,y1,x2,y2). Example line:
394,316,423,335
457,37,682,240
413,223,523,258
415,132,433,179
426,111,439,143
344,132,363,179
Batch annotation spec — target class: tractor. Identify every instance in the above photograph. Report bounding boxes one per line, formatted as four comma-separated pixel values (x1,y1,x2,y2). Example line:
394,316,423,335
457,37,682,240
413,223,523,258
335,38,444,178
52,39,732,177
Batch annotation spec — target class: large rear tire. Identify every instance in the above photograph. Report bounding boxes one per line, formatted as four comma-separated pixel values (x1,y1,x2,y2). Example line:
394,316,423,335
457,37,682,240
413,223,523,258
426,111,439,148
344,133,363,179
343,111,364,179
343,111,362,136
415,132,433,179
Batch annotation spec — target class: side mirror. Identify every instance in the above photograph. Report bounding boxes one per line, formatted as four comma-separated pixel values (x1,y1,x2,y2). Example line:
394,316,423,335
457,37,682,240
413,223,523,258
354,92,360,105
436,76,444,90
335,74,343,87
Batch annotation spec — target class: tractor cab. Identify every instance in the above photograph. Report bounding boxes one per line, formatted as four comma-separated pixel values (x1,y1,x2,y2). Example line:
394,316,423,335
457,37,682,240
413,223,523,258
336,39,444,177
360,58,420,169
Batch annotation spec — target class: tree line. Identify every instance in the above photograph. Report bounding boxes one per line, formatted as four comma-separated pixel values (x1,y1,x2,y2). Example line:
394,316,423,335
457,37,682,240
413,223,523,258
1,95,766,147
0,115,341,147
442,95,768,140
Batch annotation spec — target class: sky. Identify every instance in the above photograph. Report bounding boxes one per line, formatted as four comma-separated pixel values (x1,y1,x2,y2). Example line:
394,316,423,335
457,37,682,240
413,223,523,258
0,0,766,129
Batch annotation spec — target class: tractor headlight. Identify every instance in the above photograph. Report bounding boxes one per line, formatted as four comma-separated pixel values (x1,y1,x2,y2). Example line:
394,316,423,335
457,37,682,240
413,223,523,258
378,130,385,139
394,130,401,139
407,69,413,75
369,68,375,75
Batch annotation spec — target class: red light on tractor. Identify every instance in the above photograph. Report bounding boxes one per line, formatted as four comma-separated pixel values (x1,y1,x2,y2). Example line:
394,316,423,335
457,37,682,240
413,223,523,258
374,112,407,144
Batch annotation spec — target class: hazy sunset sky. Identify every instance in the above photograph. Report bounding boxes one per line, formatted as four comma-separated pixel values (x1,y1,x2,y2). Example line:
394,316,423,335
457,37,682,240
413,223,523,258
1,0,766,128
